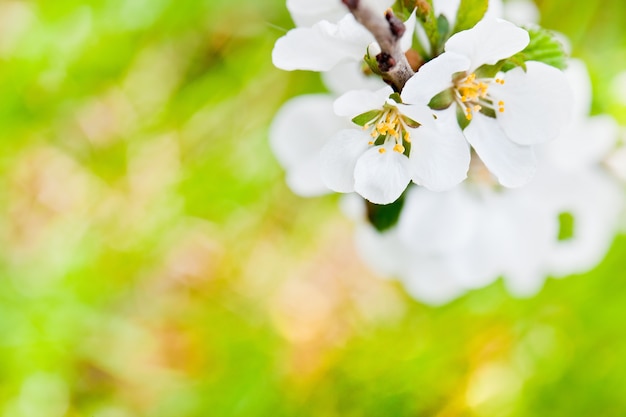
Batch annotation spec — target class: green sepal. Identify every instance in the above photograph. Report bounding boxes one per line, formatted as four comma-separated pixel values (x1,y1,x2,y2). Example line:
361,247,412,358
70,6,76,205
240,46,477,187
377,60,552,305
366,191,407,232
428,88,454,110
389,92,403,103
456,104,470,130
503,26,568,71
364,49,382,76
352,110,380,127
453,0,489,33
474,62,505,79
403,116,420,128
479,106,496,119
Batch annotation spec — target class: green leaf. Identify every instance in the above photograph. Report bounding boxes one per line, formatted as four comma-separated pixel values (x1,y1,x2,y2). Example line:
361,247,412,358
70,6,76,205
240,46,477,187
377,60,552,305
428,89,454,110
413,0,440,55
453,0,489,33
505,27,568,71
392,0,416,21
352,110,380,127
366,191,407,232
500,54,528,72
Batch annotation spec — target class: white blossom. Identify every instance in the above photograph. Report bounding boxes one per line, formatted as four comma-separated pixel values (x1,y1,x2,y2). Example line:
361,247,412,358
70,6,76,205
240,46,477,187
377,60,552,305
402,18,572,187
269,94,350,196
321,86,469,204
345,60,623,304
272,5,415,73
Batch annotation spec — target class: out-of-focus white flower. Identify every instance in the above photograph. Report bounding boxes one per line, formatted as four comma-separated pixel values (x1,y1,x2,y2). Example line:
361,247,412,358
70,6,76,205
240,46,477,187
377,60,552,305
321,85,469,204
502,0,540,25
345,59,623,305
606,144,626,183
402,18,572,187
321,61,386,95
269,94,350,196
610,70,626,106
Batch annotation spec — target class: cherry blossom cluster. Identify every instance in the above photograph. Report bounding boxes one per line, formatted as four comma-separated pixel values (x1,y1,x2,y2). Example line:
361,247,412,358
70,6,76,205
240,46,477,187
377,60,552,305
270,0,626,303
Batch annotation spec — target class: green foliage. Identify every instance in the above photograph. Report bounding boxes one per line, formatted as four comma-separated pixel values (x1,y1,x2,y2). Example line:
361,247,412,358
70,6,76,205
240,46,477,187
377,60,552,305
505,27,569,71
366,192,407,231
414,0,442,56
453,0,489,33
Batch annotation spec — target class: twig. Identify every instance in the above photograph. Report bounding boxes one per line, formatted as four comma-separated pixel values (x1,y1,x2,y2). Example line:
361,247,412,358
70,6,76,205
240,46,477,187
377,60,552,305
342,0,415,92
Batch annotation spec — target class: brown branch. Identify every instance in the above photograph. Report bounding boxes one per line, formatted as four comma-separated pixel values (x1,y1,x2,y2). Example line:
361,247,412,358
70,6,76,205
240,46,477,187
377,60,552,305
342,0,415,92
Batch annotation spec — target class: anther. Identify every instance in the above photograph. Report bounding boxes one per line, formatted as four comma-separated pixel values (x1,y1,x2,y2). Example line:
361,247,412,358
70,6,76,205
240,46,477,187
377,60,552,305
378,148,387,154
393,144,405,153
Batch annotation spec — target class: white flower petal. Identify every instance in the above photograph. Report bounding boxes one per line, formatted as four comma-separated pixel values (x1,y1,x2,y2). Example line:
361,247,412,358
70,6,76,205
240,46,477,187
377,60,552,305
401,52,470,105
287,0,394,26
464,114,537,187
433,0,461,26
320,129,370,192
269,95,350,196
400,256,469,306
353,144,411,204
287,0,348,26
445,18,529,70
564,59,592,119
285,155,330,196
408,109,470,191
354,224,407,277
542,169,623,277
339,193,367,221
502,0,540,25
334,86,392,117
397,186,478,254
322,61,386,95
394,103,435,128
543,114,619,171
492,61,572,145
400,10,417,52
272,15,373,71
269,94,347,170
433,0,504,28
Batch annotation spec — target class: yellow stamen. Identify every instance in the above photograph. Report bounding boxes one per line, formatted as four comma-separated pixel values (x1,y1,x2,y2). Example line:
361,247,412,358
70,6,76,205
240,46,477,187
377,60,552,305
393,144,405,153
378,148,386,154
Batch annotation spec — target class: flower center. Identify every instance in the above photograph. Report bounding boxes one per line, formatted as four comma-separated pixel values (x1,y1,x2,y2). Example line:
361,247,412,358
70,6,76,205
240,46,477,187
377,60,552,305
362,105,413,155
454,73,505,121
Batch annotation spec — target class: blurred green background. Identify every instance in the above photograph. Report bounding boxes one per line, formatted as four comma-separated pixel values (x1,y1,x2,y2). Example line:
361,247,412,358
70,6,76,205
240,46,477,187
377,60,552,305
0,0,625,416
